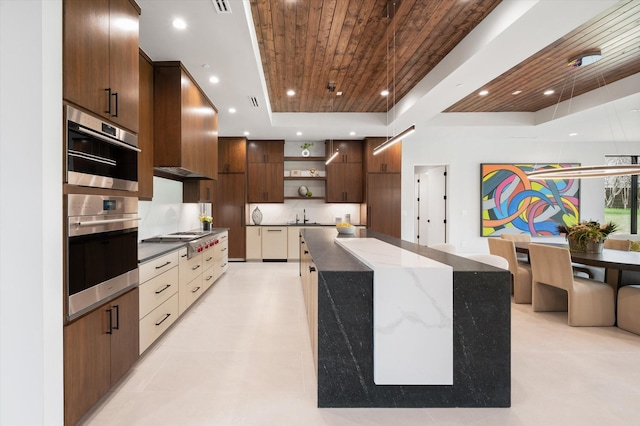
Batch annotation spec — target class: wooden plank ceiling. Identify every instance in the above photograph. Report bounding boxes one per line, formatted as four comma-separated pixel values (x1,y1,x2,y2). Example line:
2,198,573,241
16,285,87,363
446,0,640,113
249,0,502,113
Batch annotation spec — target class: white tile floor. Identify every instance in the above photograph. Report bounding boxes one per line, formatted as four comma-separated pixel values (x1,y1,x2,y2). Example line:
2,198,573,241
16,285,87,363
81,262,640,425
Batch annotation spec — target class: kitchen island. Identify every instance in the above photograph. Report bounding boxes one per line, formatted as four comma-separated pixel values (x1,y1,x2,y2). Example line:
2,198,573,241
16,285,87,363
300,228,511,408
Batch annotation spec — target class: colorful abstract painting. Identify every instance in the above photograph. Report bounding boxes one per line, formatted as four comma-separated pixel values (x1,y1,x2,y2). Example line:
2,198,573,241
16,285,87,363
481,163,580,237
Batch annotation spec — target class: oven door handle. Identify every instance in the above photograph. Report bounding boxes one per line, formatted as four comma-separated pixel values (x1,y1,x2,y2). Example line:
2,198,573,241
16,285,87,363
74,217,141,227
68,150,117,167
75,125,141,153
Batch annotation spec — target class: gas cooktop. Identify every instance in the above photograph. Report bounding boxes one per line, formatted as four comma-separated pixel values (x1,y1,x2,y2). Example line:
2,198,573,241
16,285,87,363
143,230,219,258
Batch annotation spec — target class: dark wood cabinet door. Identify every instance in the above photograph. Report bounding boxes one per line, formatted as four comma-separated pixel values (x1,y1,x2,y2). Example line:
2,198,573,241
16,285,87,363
219,137,247,173
367,173,401,238
213,174,246,259
109,288,139,385
138,51,154,200
247,140,284,163
63,0,111,117
180,72,205,175
326,163,363,202
64,305,111,426
365,137,402,173
326,140,363,163
247,162,284,203
108,0,139,133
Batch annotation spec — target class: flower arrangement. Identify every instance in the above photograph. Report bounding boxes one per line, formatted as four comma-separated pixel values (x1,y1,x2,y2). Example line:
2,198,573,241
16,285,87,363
557,220,618,252
199,214,213,223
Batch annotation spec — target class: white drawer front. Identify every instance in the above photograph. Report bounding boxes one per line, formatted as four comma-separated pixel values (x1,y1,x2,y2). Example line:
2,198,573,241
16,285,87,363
140,250,180,283
203,247,215,269
185,274,204,309
139,266,179,319
139,293,179,354
180,253,203,285
215,239,229,260
202,266,216,291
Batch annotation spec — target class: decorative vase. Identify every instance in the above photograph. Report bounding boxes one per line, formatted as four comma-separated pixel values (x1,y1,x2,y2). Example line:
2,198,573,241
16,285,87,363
568,237,604,254
252,206,263,225
301,148,310,157
202,222,211,231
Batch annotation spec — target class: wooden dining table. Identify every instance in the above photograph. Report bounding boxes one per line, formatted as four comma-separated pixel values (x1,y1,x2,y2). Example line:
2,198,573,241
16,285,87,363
514,241,640,290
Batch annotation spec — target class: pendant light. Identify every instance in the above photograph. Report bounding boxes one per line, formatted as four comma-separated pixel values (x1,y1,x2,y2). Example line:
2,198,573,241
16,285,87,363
373,1,414,156
325,81,339,165
527,51,640,180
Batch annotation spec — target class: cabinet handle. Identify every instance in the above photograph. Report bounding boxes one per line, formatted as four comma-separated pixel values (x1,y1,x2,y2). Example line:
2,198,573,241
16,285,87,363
304,250,309,254
104,88,112,114
181,254,188,258
221,247,227,252
206,256,213,261
206,275,213,281
155,313,171,326
267,229,282,232
309,266,316,272
222,263,227,267
111,92,119,117
106,308,113,334
192,264,200,271
155,284,171,294
155,261,171,270
113,304,120,330
192,286,201,293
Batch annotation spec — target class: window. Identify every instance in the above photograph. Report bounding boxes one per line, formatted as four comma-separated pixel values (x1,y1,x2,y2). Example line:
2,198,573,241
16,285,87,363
604,156,638,234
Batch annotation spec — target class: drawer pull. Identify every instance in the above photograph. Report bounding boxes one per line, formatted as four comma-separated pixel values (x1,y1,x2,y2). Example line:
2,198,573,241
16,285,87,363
181,254,188,258
221,247,227,252
222,263,227,267
206,256,213,261
267,229,282,232
309,266,316,272
191,286,201,293
155,284,171,294
205,275,213,281
304,250,309,254
155,261,171,270
155,313,171,326
192,264,200,271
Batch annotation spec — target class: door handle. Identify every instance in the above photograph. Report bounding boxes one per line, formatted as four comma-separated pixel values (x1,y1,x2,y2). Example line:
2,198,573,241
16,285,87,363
104,88,112,114
106,308,113,334
111,92,119,117
112,304,120,330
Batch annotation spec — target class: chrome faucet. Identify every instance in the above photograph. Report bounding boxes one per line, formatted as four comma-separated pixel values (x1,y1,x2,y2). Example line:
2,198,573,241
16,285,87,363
303,209,309,224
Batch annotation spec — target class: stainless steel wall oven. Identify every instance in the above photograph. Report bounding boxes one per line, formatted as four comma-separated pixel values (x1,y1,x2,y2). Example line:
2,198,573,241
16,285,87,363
66,194,139,321
65,105,139,191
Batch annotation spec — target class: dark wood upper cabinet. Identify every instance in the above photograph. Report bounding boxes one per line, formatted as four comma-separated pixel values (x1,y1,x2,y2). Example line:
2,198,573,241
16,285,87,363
325,140,363,163
364,137,402,173
219,137,247,173
137,50,154,200
247,140,284,163
367,173,401,238
153,62,218,179
326,162,363,203
63,0,140,133
247,163,284,203
183,179,214,203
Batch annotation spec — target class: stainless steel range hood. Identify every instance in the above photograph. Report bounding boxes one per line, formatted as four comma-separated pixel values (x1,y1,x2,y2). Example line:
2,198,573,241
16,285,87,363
153,166,208,179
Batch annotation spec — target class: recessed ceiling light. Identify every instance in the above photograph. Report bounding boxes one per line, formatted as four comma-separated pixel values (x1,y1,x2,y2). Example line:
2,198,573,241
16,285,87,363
544,89,555,95
569,132,578,136
349,131,356,136
209,76,219,84
512,90,522,95
381,90,389,97
228,107,236,113
172,18,186,30
287,90,295,96
479,90,489,96
296,131,302,136
243,131,250,136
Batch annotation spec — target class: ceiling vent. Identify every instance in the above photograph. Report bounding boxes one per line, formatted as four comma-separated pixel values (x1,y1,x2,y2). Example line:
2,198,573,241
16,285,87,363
248,96,259,108
212,0,232,14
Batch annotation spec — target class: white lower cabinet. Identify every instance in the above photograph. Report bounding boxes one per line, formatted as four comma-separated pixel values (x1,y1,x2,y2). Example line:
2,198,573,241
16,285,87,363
262,227,288,260
288,227,301,260
139,232,229,355
246,226,262,260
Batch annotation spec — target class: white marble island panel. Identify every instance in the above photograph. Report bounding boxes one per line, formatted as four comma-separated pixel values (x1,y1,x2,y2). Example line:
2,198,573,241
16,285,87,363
335,238,453,385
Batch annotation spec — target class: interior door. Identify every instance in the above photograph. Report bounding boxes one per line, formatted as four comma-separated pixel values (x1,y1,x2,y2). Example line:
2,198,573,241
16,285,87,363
415,166,447,246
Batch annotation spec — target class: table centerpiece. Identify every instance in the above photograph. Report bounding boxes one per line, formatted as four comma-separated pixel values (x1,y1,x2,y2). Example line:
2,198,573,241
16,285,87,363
557,220,618,253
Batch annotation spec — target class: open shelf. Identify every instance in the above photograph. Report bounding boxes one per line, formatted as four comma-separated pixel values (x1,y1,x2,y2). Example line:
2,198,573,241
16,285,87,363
284,156,326,162
284,177,326,181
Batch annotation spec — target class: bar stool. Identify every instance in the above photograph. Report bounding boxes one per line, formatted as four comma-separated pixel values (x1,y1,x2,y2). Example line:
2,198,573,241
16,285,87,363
617,285,640,335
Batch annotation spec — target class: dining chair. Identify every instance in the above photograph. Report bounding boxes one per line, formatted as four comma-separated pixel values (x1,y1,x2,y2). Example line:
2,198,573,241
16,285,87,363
467,254,509,270
617,285,640,335
429,243,457,254
488,238,532,304
603,239,631,251
528,243,615,326
500,234,531,242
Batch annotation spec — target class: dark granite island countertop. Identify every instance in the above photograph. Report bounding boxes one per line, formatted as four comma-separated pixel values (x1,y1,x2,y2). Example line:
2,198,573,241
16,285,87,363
300,228,511,408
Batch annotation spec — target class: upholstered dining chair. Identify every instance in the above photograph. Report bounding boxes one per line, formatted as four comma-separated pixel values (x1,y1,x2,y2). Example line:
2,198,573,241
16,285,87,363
488,238,532,304
500,234,531,243
528,243,615,326
603,239,631,251
467,254,509,270
617,285,640,335
429,243,457,254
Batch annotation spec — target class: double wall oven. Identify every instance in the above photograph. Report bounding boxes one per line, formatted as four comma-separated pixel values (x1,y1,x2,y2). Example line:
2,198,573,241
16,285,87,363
64,106,140,321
